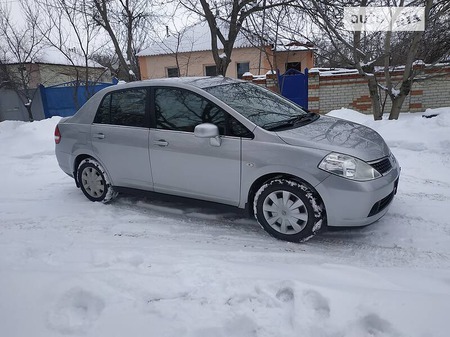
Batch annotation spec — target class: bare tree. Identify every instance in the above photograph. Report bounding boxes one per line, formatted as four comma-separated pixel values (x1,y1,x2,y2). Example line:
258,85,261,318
380,0,438,120
35,0,108,106
180,0,294,76
244,1,311,74
0,2,45,121
90,49,121,78
298,0,448,120
89,0,161,81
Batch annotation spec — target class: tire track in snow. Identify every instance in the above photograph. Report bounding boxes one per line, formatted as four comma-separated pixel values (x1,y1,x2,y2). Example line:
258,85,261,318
111,196,450,269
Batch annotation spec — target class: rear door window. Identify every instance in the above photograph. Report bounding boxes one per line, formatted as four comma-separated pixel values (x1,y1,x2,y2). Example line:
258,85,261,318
94,88,148,127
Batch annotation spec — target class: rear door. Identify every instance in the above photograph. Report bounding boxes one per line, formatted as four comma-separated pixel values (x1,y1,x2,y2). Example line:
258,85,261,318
148,87,250,205
91,88,153,190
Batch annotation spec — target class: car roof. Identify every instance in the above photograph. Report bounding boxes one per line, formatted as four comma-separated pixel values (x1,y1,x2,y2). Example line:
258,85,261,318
67,77,246,124
114,76,244,90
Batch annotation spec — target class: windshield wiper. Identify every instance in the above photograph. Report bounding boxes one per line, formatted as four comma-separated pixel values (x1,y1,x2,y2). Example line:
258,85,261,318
263,112,319,131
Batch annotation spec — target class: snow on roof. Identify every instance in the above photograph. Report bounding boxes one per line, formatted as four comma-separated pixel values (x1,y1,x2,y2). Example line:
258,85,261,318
272,39,317,52
37,46,104,68
273,44,317,52
274,45,311,52
309,68,360,76
315,60,441,77
137,20,257,57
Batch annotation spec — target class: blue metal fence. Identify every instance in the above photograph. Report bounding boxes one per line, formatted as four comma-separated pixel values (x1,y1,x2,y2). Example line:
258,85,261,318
278,68,309,110
39,79,117,118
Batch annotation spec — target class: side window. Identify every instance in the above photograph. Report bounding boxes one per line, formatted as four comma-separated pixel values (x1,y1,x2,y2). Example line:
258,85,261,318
155,88,226,133
94,94,111,124
94,89,147,127
111,89,147,127
228,115,253,138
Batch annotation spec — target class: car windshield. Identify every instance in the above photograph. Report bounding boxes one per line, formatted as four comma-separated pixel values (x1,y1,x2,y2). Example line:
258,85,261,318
203,82,313,130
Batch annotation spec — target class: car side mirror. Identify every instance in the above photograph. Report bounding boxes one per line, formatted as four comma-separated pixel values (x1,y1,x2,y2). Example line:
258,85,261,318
194,123,221,147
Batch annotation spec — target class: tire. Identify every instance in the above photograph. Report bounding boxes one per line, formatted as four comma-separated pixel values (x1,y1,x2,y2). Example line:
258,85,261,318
77,158,117,203
253,179,324,242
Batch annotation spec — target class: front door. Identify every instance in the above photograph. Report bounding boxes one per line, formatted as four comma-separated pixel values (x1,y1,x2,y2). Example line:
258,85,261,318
148,87,242,205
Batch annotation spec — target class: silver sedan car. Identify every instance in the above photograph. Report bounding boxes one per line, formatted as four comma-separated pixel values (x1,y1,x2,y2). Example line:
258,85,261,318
54,77,400,242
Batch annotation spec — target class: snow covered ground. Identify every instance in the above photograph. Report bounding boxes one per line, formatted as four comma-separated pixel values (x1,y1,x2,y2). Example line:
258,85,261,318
1,108,450,337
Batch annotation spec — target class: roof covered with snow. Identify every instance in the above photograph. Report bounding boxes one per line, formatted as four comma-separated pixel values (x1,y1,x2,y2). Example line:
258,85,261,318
137,20,257,57
37,46,104,68
273,41,317,52
1,46,104,68
309,68,360,76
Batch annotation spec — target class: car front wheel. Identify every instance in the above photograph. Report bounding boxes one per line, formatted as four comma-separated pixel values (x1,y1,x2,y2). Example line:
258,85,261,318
254,179,324,242
77,158,117,203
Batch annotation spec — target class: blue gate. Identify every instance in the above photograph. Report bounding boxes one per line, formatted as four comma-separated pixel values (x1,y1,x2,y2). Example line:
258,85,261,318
278,68,308,110
39,79,117,118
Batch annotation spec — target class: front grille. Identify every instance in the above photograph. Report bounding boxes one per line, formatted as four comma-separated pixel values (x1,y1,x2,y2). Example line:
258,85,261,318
369,157,392,175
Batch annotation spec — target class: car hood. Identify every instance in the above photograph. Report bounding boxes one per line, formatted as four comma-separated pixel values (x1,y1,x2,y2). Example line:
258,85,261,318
275,115,390,161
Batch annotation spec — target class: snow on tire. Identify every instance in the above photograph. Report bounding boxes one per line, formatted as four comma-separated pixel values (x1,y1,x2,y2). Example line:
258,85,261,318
77,158,117,203
253,179,324,242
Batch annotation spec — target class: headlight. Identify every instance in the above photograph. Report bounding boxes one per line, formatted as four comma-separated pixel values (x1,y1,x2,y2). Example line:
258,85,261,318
318,152,381,181
389,151,397,166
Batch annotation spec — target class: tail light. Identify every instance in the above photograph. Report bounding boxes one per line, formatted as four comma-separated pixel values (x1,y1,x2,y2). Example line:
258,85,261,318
54,126,61,144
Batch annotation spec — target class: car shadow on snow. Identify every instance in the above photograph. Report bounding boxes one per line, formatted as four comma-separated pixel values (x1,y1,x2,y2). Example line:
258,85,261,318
110,189,381,246
112,190,267,237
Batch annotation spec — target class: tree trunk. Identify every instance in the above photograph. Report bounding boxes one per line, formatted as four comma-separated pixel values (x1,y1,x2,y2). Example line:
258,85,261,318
389,94,407,120
389,79,412,119
367,76,382,120
387,0,432,119
217,50,231,76
25,104,34,122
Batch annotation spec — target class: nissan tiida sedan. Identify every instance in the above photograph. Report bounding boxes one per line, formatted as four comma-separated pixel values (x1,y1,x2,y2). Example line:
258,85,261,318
54,77,400,242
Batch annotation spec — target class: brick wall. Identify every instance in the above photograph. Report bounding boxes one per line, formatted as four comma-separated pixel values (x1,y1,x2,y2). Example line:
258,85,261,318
308,64,450,114
242,71,279,92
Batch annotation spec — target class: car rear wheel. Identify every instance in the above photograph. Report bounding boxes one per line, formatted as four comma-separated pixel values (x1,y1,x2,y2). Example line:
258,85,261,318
77,158,117,203
254,179,324,242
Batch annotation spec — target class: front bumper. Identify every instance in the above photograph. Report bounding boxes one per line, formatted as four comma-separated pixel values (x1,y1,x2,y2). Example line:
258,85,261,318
315,165,400,227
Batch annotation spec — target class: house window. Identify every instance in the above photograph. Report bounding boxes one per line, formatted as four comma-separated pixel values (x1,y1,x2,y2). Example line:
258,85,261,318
236,62,250,79
167,67,179,77
285,62,301,72
205,65,218,76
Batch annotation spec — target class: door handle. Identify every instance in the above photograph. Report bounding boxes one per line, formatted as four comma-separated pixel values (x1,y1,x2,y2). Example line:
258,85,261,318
93,133,105,139
153,139,169,147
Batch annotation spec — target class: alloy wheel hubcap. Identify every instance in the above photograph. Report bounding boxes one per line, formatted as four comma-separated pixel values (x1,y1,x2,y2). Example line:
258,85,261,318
262,190,308,234
81,167,105,198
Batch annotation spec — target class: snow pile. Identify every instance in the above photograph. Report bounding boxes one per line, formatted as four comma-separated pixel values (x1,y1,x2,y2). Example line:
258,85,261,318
1,108,450,337
0,117,61,157
328,107,450,155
